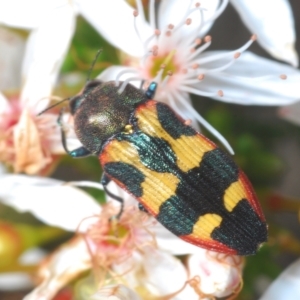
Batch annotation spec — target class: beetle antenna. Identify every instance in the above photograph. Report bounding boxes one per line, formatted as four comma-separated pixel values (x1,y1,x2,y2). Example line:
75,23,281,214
86,48,103,82
37,97,70,116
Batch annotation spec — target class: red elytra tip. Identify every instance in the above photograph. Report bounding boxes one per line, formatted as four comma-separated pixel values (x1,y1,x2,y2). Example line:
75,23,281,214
251,34,257,41
184,119,192,125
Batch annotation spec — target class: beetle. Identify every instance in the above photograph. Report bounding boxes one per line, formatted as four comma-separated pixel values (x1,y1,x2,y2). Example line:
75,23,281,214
58,79,267,256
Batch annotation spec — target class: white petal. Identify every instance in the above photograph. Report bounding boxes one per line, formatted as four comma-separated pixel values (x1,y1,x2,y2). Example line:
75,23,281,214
91,285,142,300
24,236,91,300
0,91,9,113
259,258,300,300
20,4,76,112
279,102,300,126
97,65,139,83
158,0,221,38
193,51,300,105
187,251,243,297
141,249,188,297
0,27,25,90
0,273,33,291
230,0,298,67
78,0,151,57
0,175,101,231
151,220,202,255
0,0,62,29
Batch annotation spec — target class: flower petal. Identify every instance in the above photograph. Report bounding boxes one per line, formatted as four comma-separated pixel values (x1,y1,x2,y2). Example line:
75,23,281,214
0,91,9,113
13,109,49,174
230,0,298,66
158,0,221,38
141,249,188,297
24,236,91,300
20,4,76,111
0,175,101,231
187,251,243,298
114,249,189,298
91,284,142,300
190,51,300,105
151,220,202,255
97,65,139,84
0,27,25,90
259,258,300,300
0,0,60,29
78,0,151,57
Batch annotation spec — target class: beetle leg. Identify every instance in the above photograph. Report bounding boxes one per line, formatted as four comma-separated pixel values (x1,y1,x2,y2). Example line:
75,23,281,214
145,82,157,99
57,108,91,158
101,174,124,219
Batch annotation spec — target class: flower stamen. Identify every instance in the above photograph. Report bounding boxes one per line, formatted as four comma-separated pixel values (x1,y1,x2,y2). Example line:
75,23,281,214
149,0,156,29
187,35,212,61
115,69,138,87
171,90,234,154
133,10,145,46
118,77,142,94
195,35,255,65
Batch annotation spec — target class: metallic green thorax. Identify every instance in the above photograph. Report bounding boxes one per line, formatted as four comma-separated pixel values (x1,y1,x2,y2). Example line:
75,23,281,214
71,81,147,154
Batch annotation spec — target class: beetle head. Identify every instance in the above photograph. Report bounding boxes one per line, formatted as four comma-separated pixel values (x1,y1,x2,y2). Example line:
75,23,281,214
72,81,147,154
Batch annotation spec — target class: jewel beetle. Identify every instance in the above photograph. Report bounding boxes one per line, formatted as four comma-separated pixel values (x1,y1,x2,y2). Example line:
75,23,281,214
59,79,267,256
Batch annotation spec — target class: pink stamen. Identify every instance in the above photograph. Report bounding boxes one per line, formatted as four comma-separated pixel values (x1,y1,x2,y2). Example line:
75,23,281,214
186,18,192,25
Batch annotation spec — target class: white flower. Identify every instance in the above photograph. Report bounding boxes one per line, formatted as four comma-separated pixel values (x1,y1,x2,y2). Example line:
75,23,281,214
0,3,77,174
95,0,300,152
230,0,298,67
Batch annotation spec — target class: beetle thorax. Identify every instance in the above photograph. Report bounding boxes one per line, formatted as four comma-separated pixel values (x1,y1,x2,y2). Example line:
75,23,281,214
73,82,147,154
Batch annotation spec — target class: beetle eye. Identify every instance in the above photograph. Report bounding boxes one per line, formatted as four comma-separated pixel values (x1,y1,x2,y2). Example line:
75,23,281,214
69,95,84,115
